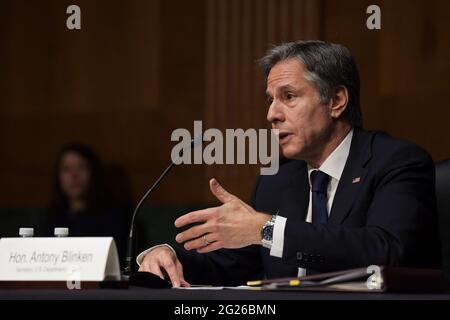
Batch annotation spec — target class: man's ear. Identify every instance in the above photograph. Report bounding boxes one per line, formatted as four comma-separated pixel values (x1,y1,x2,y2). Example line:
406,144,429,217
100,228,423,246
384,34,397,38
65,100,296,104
329,86,349,119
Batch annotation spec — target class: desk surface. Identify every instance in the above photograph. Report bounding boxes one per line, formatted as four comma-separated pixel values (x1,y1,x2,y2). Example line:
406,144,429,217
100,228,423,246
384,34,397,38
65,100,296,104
1,286,450,300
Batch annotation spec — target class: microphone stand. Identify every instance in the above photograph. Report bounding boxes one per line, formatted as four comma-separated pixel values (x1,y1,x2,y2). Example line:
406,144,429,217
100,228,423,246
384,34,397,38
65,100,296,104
122,138,200,288
123,161,177,275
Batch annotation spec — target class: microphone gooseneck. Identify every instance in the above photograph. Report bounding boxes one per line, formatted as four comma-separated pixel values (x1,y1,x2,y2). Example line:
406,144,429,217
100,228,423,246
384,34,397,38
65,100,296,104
123,137,202,275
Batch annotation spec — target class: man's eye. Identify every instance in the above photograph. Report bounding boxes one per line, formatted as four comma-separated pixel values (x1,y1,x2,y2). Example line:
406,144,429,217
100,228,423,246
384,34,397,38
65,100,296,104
267,97,274,104
286,93,295,100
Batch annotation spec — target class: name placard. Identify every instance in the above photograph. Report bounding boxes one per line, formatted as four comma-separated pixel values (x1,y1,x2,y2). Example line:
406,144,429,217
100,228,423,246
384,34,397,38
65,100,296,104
0,237,120,282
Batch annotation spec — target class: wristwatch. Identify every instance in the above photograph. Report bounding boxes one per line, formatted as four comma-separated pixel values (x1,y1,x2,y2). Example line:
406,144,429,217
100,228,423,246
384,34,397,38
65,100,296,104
261,215,277,249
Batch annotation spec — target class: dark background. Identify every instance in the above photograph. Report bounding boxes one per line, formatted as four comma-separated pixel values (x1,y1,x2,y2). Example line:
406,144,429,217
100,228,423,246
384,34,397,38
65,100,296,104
0,0,449,249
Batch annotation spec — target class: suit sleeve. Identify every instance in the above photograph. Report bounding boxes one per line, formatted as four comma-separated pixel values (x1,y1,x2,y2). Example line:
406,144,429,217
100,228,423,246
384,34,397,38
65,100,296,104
175,177,264,286
281,144,440,271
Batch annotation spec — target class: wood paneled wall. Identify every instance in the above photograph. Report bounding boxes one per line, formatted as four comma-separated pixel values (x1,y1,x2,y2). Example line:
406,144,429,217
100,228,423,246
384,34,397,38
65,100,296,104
321,0,450,161
0,0,207,206
202,0,322,202
1,0,449,207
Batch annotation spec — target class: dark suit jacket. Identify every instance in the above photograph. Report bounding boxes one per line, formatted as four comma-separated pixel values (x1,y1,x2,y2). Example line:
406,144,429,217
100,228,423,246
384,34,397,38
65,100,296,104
176,128,442,286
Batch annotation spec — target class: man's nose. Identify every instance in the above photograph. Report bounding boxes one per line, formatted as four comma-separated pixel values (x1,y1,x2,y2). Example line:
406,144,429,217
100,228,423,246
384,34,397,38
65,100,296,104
266,101,284,124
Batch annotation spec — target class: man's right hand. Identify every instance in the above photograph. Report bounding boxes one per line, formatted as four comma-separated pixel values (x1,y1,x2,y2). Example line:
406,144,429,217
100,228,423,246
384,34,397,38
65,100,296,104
138,246,190,288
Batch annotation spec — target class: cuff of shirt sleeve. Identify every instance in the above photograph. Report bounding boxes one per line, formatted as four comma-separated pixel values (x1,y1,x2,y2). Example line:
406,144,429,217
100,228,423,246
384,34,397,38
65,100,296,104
136,244,177,266
269,216,287,258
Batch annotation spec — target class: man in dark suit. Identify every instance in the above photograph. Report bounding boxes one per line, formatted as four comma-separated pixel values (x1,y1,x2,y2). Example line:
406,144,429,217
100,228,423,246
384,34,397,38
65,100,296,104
137,40,441,287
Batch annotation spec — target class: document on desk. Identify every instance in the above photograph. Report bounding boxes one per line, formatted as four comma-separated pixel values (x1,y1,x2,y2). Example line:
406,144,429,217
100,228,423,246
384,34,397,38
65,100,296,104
172,266,442,293
245,266,443,293
174,285,260,290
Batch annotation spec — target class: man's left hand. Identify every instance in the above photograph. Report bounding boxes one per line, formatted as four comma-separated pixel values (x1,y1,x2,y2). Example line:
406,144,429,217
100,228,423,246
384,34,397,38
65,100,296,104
174,178,271,253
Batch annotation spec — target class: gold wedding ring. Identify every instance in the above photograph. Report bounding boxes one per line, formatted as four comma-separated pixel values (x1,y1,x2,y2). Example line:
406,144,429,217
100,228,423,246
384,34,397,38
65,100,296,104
203,234,211,246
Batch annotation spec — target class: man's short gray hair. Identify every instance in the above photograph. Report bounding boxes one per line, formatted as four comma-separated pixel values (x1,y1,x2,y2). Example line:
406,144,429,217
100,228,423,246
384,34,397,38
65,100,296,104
259,40,363,128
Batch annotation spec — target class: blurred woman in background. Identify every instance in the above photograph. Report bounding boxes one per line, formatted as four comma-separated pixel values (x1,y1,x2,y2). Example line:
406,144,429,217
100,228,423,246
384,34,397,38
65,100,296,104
48,143,127,264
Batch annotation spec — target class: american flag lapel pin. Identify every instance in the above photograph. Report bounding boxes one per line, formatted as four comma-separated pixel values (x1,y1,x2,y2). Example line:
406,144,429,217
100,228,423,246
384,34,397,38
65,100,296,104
352,177,361,184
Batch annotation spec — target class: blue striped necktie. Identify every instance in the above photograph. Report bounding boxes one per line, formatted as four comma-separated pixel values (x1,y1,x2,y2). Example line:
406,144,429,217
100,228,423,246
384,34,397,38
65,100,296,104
310,170,330,226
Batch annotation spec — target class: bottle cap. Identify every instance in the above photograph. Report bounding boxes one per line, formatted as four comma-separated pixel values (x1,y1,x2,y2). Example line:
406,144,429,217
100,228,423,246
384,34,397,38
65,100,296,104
54,227,69,237
19,228,34,237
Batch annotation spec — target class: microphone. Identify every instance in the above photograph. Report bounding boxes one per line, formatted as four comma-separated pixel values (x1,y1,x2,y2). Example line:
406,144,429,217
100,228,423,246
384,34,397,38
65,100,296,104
123,136,202,287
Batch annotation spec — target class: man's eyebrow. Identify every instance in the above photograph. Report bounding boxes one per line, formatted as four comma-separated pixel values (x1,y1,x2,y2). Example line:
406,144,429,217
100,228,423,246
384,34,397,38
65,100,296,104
266,84,297,97
278,84,296,92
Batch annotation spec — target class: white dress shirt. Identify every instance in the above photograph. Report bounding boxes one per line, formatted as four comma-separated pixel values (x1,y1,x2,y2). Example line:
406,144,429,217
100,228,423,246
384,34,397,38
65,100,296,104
137,129,354,272
270,129,353,277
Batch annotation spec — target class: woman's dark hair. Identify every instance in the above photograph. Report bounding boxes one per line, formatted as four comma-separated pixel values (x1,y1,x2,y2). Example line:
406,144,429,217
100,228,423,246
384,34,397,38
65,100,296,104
50,143,107,214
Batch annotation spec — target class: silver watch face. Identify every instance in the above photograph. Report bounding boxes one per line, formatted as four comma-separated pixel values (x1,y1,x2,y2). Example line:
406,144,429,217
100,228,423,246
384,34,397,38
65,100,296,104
262,222,274,241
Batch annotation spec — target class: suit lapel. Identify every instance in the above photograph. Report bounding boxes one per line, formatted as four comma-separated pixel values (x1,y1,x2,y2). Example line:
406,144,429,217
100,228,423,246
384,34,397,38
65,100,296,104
328,129,374,225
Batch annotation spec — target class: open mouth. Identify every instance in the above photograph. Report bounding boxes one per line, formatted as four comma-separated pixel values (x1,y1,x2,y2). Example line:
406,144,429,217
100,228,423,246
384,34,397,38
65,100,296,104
278,132,293,145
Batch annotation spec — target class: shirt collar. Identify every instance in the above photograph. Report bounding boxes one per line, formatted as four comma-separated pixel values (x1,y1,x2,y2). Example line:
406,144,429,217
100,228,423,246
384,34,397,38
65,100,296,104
308,129,354,184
